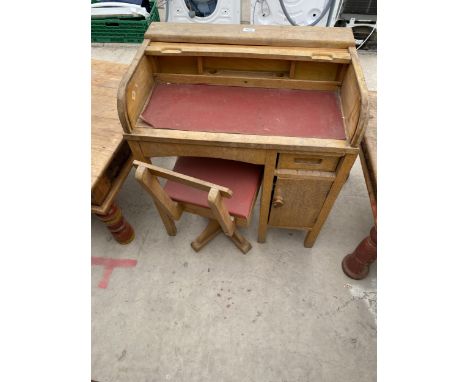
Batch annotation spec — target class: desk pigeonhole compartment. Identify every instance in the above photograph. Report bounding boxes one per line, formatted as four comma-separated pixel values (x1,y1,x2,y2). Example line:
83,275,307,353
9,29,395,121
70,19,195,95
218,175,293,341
118,23,368,247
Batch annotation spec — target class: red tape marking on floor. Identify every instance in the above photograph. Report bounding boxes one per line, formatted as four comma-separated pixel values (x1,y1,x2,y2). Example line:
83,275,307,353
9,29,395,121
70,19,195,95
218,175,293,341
91,257,137,289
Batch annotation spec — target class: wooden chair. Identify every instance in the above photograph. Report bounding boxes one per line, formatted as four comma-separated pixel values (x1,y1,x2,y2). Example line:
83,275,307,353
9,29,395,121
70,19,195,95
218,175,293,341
134,157,263,254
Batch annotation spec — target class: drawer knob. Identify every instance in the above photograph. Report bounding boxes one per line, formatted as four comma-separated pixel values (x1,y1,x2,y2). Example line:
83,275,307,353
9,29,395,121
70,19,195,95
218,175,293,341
272,195,284,208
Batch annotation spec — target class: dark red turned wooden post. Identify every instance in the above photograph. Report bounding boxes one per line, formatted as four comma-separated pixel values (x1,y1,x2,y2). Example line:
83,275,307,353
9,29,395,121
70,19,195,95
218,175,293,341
342,225,377,280
95,202,135,245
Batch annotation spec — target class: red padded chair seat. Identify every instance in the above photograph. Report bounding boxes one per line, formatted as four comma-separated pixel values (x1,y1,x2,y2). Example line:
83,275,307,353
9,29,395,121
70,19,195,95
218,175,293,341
164,157,263,219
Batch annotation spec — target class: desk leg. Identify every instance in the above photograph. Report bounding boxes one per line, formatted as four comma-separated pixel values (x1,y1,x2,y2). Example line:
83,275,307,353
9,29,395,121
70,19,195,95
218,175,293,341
95,202,135,245
342,226,377,280
258,151,276,243
304,153,357,248
128,140,151,163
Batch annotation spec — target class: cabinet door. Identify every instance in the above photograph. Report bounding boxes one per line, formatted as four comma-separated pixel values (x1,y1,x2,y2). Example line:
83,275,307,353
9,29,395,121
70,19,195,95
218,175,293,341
268,176,333,229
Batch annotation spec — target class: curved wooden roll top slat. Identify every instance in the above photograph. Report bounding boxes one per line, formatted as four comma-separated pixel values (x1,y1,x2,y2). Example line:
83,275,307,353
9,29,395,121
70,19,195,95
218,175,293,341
144,23,356,49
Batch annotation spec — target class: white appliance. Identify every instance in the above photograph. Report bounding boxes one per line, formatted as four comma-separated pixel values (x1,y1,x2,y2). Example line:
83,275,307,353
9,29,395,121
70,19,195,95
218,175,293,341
166,0,240,24
91,2,150,19
250,0,341,27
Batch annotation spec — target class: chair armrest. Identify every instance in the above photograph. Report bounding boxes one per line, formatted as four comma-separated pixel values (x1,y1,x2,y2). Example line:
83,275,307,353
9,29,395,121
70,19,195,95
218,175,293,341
207,189,235,236
133,160,233,198
135,165,183,220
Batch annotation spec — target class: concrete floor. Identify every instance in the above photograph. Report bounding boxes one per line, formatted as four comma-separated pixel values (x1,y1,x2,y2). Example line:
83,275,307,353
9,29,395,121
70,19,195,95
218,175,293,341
92,28,377,382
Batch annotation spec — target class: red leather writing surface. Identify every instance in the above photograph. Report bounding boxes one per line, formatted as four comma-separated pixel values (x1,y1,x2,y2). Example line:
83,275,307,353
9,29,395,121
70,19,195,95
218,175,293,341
141,84,346,140
164,157,263,219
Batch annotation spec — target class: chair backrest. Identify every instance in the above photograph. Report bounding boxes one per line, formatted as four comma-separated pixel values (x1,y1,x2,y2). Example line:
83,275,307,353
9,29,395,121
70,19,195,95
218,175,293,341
133,160,236,236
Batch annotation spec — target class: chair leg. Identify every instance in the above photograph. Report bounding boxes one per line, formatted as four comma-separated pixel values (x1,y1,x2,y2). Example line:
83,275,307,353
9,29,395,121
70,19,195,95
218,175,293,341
191,220,252,255
191,219,222,252
229,230,252,254
153,201,177,236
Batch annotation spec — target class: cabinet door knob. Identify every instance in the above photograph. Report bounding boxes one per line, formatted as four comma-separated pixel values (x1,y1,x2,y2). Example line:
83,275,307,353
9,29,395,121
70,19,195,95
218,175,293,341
272,195,284,208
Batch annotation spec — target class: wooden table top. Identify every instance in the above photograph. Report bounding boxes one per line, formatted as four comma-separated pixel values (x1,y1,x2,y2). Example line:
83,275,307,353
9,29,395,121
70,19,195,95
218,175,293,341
91,59,128,188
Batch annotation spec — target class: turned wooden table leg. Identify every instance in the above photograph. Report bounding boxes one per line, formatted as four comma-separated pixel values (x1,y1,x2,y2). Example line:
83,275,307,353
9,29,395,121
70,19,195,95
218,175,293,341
95,202,135,245
342,225,377,280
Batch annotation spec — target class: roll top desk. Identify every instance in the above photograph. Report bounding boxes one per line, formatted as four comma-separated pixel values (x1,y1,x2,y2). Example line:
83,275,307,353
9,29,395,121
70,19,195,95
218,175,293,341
118,23,368,247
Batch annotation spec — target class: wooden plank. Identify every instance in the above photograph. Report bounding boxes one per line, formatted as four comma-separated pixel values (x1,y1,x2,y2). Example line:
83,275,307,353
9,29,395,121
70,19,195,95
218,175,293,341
91,59,129,188
202,56,290,73
91,121,124,187
145,23,355,49
92,87,120,120
155,73,340,91
91,60,128,89
146,42,351,63
126,127,357,155
139,141,267,165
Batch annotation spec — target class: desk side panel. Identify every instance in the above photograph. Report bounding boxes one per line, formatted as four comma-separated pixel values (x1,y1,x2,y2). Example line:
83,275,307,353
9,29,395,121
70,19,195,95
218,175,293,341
340,47,369,147
117,39,154,133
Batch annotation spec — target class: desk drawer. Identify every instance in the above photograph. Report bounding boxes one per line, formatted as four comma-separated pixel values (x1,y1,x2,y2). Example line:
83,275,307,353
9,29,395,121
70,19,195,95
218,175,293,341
92,143,131,205
277,153,340,172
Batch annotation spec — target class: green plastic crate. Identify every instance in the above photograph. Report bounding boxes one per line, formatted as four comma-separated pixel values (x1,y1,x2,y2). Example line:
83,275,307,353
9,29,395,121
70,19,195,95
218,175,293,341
91,1,160,43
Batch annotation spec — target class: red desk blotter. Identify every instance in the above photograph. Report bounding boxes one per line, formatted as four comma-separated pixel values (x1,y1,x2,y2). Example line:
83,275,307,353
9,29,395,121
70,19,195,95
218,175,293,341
141,83,346,140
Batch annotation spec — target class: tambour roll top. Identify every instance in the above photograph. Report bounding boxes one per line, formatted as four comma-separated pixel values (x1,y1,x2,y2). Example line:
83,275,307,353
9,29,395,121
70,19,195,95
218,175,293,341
144,23,355,49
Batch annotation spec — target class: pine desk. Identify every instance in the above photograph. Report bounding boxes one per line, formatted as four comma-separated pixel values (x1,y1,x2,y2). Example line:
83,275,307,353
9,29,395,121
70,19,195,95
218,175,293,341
92,59,134,244
118,23,369,247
